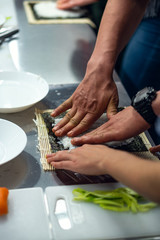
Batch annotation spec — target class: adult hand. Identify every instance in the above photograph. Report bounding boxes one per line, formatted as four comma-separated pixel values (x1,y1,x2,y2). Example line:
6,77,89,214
71,106,151,145
46,144,113,175
57,0,98,9
51,76,119,137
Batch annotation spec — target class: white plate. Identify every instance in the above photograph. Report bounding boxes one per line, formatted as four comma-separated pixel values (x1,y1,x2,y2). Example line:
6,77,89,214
0,71,49,113
0,119,27,165
0,15,5,28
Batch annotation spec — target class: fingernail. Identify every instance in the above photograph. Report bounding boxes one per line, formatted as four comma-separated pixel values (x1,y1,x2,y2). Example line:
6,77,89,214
46,154,52,157
72,138,81,145
67,131,73,137
55,130,62,136
53,126,59,131
51,110,56,116
72,137,78,142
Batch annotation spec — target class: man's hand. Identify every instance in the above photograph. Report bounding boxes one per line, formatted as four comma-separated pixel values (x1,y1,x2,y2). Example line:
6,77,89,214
71,106,151,145
51,78,119,137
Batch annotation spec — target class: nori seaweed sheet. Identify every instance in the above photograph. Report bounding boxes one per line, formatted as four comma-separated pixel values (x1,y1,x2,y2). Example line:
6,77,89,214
41,111,148,153
111,136,147,152
41,112,65,152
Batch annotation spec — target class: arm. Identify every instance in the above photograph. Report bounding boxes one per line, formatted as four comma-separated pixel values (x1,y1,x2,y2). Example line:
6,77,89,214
52,0,150,138
72,91,160,145
46,144,160,203
89,0,149,75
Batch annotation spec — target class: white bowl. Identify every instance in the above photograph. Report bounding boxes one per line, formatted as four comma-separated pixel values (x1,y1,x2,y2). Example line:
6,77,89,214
0,71,49,113
0,119,27,165
0,15,5,28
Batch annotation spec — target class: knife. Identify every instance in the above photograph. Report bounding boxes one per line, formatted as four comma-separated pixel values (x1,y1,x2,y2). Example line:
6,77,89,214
0,26,19,44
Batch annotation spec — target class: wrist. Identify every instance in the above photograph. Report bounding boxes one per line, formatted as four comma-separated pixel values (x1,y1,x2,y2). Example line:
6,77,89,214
103,148,125,175
87,51,116,80
152,91,160,116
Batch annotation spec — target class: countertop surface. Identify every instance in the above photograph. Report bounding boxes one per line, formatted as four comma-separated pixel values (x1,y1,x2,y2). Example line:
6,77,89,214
1,2,160,240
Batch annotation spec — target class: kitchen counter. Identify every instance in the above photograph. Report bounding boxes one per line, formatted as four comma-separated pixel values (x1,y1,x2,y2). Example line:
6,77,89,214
1,1,160,240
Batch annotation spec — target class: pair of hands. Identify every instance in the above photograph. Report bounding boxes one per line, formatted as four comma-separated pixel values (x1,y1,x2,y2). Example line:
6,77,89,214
52,86,150,146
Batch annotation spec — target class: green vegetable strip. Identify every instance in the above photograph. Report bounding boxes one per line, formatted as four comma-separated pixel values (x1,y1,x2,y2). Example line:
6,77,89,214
72,187,157,213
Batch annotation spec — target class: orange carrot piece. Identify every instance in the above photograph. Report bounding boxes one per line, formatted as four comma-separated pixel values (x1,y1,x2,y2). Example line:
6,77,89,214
0,187,9,216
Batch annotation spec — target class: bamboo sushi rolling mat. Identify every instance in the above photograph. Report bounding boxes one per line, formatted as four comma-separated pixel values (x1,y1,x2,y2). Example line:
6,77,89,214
34,108,159,171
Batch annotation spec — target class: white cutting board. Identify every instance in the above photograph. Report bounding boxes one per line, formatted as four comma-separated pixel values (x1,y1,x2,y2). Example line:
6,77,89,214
46,183,160,240
0,187,51,240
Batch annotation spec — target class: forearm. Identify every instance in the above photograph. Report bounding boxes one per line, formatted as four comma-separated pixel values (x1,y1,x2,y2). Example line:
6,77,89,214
105,149,160,202
88,0,149,78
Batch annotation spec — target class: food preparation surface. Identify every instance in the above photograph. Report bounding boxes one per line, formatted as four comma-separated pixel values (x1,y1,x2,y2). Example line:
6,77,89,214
1,184,160,240
0,188,51,240
46,183,160,240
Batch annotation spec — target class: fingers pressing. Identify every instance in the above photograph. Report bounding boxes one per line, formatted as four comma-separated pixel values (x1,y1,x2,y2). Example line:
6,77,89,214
46,150,75,170
71,132,109,145
52,108,77,133
54,110,86,136
51,98,72,118
71,122,113,145
46,150,72,162
67,113,98,137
